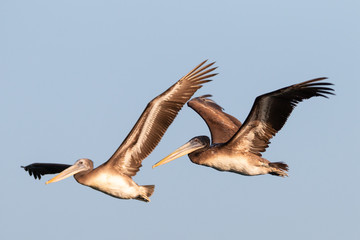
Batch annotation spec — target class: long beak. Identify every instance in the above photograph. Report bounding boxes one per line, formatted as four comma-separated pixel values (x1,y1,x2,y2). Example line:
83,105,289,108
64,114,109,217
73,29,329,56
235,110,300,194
46,164,85,184
152,140,205,168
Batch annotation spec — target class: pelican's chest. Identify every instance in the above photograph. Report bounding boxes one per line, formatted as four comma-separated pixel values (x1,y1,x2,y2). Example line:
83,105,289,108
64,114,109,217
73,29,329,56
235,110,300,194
87,172,129,189
194,150,261,176
79,171,138,199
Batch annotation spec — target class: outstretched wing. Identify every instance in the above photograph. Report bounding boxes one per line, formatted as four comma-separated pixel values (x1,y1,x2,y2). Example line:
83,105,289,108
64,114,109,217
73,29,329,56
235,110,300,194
21,163,72,180
105,60,217,176
225,78,334,156
187,95,241,144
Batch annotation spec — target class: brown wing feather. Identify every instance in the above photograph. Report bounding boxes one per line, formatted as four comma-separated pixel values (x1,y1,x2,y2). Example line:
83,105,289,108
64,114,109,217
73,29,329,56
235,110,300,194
225,78,334,156
105,60,217,176
187,95,241,144
21,163,72,180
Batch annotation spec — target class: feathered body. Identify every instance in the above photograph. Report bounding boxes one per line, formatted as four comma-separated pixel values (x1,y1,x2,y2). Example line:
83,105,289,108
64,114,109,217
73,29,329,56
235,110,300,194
22,60,217,201
153,78,334,177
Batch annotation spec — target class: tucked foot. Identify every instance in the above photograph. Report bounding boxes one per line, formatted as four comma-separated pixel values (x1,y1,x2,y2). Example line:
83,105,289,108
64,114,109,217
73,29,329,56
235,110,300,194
269,162,289,177
135,195,151,202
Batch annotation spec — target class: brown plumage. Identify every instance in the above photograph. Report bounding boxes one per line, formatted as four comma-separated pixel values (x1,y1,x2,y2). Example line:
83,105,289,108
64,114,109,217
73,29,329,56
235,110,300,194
22,60,217,201
187,94,242,144
153,78,334,177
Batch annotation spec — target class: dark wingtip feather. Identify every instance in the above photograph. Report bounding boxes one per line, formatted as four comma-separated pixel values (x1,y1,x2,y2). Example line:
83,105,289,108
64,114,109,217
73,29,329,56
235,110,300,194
22,164,41,180
299,77,328,85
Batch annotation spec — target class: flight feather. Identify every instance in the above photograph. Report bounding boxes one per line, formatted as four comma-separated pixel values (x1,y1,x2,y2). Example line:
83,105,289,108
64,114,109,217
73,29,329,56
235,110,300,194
106,61,217,176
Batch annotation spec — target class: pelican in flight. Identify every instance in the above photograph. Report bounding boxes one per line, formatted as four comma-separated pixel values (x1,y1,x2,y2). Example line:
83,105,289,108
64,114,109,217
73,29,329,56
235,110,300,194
22,60,217,201
153,78,334,177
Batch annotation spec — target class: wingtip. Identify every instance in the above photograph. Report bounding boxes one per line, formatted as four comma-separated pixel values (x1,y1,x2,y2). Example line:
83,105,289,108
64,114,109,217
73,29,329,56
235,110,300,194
300,77,329,85
183,60,217,80
201,59,216,65
191,94,214,101
199,94,213,98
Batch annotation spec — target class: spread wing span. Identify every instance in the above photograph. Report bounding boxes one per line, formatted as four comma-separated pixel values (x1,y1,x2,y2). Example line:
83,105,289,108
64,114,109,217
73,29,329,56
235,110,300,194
105,61,217,176
225,78,334,156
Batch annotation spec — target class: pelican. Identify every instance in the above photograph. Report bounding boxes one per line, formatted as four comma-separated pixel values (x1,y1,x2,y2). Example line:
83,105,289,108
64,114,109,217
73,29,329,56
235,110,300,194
22,60,217,202
153,78,334,177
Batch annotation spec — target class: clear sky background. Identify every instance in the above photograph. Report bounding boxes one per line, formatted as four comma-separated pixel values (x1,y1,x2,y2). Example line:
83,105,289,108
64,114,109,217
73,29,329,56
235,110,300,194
1,1,359,239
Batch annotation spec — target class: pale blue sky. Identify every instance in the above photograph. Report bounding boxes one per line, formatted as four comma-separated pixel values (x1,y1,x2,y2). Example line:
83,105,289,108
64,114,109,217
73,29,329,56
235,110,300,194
1,1,359,239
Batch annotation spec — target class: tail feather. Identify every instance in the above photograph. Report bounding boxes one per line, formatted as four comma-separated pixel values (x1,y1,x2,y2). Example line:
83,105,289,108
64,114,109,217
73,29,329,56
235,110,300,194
136,185,155,202
269,162,289,171
269,162,289,177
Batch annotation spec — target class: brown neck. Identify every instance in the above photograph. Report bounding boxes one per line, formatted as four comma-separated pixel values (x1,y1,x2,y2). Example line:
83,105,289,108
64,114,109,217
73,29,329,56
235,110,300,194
74,169,93,185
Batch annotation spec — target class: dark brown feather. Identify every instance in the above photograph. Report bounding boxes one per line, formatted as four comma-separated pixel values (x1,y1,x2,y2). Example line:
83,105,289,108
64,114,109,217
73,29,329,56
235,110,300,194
105,60,217,176
21,163,72,180
225,78,334,156
187,95,241,144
